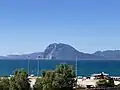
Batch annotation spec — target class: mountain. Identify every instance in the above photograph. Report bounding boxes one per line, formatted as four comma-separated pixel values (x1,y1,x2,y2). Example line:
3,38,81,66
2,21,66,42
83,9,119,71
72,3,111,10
1,43,120,60
43,43,106,60
93,50,120,60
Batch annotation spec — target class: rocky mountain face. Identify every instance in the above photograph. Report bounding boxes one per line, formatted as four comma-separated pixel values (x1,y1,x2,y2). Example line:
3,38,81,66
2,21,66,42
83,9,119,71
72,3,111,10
1,43,120,60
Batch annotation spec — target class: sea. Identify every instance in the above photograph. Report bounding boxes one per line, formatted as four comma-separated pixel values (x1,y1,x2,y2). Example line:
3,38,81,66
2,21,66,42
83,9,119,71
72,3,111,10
0,60,120,77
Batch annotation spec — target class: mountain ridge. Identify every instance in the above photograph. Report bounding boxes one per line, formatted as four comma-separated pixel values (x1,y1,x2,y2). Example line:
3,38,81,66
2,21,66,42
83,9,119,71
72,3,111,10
0,43,120,60
93,50,120,60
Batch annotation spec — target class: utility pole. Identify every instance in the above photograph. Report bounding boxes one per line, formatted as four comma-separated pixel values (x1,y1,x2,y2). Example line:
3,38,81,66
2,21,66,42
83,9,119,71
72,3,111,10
28,56,30,76
37,56,40,76
76,56,78,77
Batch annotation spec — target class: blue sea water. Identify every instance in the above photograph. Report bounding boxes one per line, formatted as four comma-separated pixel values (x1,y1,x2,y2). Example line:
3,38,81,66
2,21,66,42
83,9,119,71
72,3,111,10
0,60,120,76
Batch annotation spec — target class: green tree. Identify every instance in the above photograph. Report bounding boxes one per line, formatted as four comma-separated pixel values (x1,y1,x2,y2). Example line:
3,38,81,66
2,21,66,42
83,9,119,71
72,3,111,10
34,71,56,90
9,69,31,90
55,64,76,90
34,64,76,90
0,77,10,90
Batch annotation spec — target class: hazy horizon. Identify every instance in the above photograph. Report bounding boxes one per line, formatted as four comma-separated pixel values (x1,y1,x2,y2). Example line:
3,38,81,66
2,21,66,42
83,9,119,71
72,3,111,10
0,0,120,55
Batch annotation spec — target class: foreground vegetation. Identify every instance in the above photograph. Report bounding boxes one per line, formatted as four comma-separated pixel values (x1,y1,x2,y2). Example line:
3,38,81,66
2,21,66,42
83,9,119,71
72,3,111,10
34,64,76,90
0,64,120,90
0,69,30,90
0,64,76,90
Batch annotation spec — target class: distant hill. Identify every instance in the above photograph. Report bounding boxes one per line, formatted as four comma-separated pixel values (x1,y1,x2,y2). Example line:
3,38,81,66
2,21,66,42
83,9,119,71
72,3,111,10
93,50,120,60
0,52,43,60
1,43,120,60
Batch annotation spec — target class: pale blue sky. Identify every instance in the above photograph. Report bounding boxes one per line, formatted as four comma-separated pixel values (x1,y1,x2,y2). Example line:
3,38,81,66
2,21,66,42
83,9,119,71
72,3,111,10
0,0,120,55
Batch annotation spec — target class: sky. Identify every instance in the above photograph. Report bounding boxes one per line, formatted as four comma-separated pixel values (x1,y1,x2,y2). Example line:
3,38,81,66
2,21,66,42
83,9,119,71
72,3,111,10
0,0,120,55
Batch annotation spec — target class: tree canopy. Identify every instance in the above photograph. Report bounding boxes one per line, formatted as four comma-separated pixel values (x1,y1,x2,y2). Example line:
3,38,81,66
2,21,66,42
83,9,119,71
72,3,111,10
34,64,76,90
9,69,30,90
0,69,31,90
